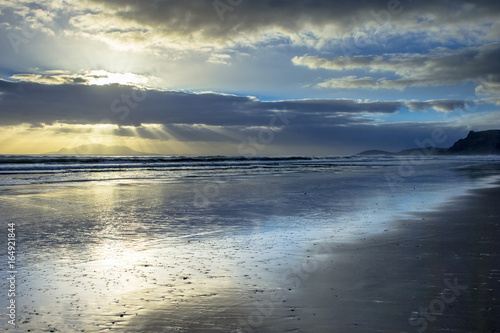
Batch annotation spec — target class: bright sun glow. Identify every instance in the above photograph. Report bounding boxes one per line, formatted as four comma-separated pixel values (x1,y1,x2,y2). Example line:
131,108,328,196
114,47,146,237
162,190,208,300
84,70,150,86
0,123,217,155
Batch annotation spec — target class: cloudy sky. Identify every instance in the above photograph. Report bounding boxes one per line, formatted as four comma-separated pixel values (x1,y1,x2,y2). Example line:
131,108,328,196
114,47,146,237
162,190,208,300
1,0,500,155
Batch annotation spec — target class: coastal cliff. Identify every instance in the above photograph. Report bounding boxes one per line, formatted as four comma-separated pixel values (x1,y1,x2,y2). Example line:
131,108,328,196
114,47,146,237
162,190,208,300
447,130,500,155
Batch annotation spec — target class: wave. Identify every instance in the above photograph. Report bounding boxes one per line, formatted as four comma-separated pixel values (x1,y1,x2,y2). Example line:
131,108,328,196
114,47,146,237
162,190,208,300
1,154,488,187
0,154,409,177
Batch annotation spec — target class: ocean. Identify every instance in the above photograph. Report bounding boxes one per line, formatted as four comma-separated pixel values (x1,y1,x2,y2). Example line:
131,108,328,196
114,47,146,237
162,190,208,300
1,154,500,331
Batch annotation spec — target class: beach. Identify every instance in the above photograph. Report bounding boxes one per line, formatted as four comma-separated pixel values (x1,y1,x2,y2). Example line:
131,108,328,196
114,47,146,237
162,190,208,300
258,183,500,332
0,155,499,332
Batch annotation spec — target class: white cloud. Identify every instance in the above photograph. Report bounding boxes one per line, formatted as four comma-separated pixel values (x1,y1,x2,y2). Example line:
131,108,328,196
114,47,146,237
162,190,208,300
10,70,154,87
294,43,500,92
206,53,232,65
317,76,409,90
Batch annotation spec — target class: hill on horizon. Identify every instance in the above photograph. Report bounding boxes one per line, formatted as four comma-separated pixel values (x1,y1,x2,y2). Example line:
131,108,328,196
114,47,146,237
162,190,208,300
49,144,148,155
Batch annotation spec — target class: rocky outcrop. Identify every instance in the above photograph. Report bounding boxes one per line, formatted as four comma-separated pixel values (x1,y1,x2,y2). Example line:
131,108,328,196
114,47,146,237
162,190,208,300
447,130,500,155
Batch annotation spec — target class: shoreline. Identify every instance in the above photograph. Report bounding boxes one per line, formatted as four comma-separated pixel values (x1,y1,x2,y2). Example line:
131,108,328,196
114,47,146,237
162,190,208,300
252,183,500,332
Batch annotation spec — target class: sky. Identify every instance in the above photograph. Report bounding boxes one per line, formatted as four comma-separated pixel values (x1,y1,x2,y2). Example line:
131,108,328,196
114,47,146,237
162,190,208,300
1,0,500,155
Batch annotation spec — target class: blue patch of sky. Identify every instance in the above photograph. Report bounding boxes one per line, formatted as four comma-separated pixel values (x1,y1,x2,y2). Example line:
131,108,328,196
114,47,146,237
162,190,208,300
362,102,493,126
324,83,479,103
234,81,481,104
0,68,19,81
327,29,485,60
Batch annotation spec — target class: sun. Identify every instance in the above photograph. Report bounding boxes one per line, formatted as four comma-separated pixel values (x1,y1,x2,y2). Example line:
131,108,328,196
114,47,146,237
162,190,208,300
84,70,151,87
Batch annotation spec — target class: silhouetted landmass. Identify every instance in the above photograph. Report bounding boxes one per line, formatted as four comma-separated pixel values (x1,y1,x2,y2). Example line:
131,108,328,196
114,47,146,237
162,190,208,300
448,130,500,155
358,130,500,156
50,144,148,155
357,150,393,156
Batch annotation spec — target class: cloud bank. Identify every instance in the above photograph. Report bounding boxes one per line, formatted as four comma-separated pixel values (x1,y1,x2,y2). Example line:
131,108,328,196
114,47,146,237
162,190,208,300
2,0,500,56
293,43,500,90
0,79,403,127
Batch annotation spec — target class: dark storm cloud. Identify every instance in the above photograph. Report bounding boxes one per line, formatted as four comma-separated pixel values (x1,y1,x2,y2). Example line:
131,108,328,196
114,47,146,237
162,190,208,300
0,79,479,152
88,0,500,37
0,79,404,127
405,100,470,112
3,0,496,56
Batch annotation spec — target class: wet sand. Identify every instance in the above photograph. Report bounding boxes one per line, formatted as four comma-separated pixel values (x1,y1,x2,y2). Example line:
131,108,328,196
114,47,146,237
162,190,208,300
254,184,500,332
2,164,500,332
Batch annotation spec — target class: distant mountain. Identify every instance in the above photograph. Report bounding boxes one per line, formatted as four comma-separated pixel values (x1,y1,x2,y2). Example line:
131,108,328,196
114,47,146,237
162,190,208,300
358,130,500,156
49,144,148,155
357,149,394,156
